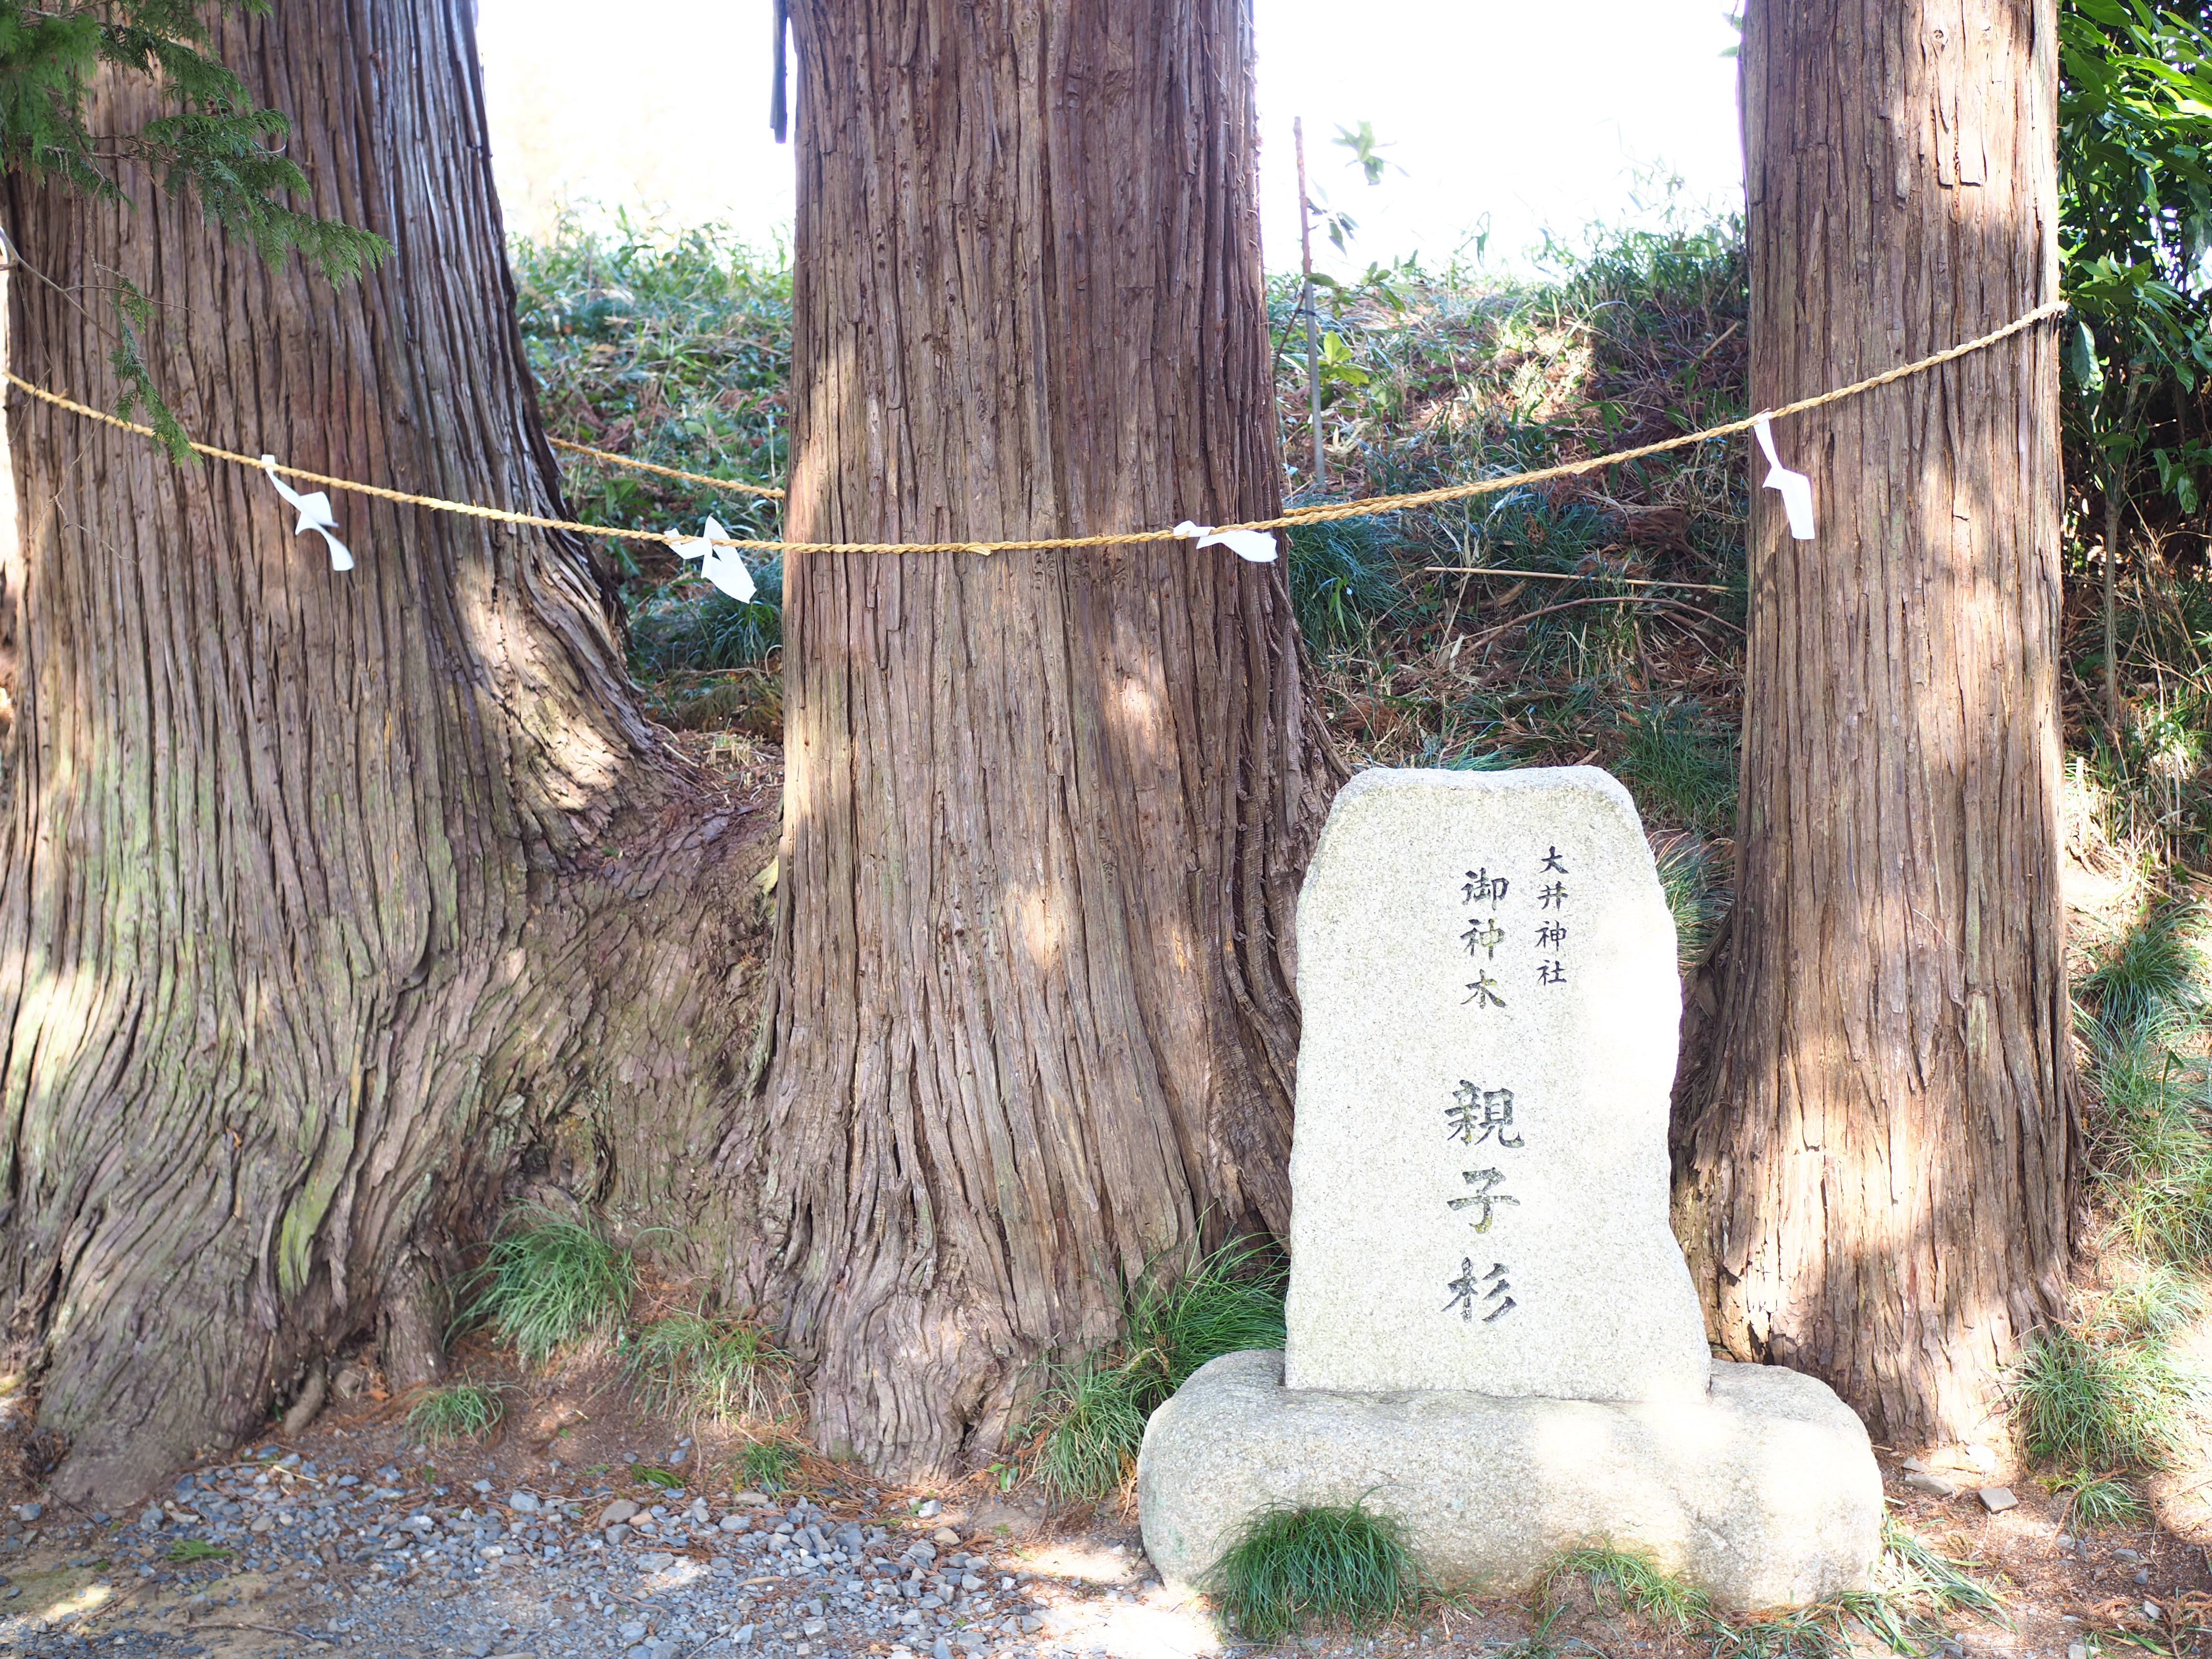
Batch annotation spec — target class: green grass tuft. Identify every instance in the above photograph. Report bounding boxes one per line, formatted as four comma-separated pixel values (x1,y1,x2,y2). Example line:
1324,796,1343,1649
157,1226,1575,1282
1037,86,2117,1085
461,1209,636,1367
629,563,785,676
1535,1521,1999,1659
737,1438,798,1494
1653,834,1729,973
2082,1010,2212,1267
2046,1468,2147,1529
1616,701,1737,834
405,1382,505,1447
626,1309,794,1425
1286,511,1403,652
1125,1235,1289,1395
2011,1320,2200,1470
1029,1358,1153,1502
1028,1235,1286,1500
1548,1544,1710,1631
1210,1503,1421,1640
165,1539,234,1563
2100,1262,2205,1341
2082,902,2207,1034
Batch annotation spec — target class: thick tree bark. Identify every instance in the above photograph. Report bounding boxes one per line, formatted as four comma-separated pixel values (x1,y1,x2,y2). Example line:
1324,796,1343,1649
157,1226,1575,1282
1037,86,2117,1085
0,1,769,1503
740,0,1339,1475
1672,0,2075,1443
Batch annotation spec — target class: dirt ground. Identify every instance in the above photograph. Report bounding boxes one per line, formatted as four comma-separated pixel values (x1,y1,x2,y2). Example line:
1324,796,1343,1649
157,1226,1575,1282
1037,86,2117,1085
2,1331,2210,1659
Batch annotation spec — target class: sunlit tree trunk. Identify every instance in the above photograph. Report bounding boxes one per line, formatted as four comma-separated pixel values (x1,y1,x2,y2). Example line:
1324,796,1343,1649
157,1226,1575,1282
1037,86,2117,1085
744,0,1340,1474
0,0,769,1502
1673,0,2076,1444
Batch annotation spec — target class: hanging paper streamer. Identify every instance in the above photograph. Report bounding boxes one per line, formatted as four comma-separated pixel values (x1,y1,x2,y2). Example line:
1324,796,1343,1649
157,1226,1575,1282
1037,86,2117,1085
674,516,758,601
1750,415,1815,541
1173,519,1279,564
261,455,354,571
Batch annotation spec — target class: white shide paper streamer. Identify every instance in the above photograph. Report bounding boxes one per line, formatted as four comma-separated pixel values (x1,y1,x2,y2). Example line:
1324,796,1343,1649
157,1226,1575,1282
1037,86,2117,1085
1173,519,1278,563
674,517,758,601
1750,415,1815,541
261,455,354,571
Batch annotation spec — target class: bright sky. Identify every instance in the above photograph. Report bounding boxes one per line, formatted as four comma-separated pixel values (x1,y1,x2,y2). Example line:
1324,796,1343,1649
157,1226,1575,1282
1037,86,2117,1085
475,1,1745,275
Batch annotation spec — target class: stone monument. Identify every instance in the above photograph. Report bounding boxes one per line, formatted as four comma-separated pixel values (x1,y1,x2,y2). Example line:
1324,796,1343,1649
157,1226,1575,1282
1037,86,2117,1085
1137,768,1883,1611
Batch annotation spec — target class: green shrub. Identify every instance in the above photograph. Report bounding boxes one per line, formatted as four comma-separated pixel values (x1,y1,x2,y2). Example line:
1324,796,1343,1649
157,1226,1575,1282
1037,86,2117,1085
461,1210,636,1366
512,216,790,565
1211,1503,1420,1639
406,1382,505,1446
627,1310,793,1423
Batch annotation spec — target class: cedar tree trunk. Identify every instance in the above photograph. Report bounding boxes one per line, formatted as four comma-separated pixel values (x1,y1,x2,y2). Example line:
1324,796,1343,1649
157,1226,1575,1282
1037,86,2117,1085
0,0,771,1503
1672,0,2075,1443
745,0,1339,1474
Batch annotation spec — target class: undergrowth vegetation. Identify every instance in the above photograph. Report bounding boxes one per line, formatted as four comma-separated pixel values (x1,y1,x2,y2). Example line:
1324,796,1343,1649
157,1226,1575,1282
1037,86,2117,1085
1527,1527,2003,1659
404,1382,505,1447
1211,1503,1421,1640
2020,893,2212,1522
461,1210,637,1366
624,1309,796,1424
1019,1237,1286,1501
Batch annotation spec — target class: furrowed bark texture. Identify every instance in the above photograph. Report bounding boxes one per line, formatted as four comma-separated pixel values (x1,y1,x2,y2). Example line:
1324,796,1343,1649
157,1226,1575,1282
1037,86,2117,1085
1672,0,2074,1443
0,1,769,1503
746,0,1340,1474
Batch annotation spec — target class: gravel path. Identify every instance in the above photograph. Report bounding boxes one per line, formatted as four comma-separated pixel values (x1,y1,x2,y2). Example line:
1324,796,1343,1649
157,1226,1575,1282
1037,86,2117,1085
0,1456,1215,1659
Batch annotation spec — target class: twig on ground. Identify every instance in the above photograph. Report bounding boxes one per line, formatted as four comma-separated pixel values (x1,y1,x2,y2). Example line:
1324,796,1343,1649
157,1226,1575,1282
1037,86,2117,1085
1426,565,1734,594
1466,593,1745,642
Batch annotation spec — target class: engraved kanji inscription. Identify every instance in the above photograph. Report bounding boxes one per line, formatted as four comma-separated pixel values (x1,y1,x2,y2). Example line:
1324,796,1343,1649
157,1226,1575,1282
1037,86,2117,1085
1541,846,1568,873
1446,1082,1524,1147
1462,867,1510,906
1539,960,1566,986
1462,917,1507,958
1448,1167,1520,1232
1443,1257,1484,1322
1446,1259,1517,1322
1464,972,1506,1009
1538,880,1569,909
1537,920,1567,949
1481,1262,1517,1322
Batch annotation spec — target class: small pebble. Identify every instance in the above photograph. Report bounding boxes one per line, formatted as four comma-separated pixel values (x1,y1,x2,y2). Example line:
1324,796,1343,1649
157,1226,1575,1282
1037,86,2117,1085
1903,1471,1957,1498
1975,1486,2016,1513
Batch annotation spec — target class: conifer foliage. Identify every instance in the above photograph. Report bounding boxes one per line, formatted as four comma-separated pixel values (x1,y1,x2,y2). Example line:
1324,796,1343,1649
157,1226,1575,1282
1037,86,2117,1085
0,1,384,454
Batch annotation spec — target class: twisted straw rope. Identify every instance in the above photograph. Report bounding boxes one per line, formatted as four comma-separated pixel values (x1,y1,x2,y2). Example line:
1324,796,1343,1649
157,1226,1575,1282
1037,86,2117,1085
546,435,785,498
3,298,2067,557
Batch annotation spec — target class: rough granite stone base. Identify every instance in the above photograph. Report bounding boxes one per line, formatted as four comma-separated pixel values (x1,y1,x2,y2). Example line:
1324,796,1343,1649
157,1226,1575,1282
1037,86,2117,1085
1137,1350,1883,1611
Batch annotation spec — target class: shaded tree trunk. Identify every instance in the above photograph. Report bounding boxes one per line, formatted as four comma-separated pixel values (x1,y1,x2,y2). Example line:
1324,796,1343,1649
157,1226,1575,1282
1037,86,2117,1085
1672,0,2075,1444
741,0,1339,1475
0,0,770,1503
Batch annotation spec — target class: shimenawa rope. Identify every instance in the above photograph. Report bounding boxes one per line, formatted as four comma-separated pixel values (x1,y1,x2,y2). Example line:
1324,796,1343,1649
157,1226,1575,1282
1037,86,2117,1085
2,298,2067,557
